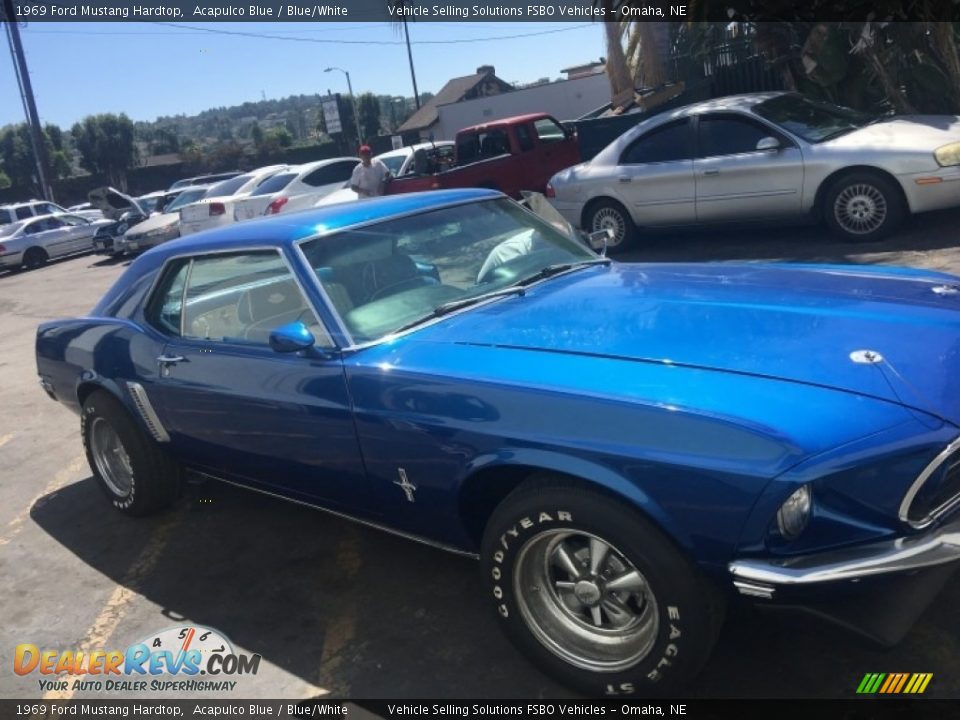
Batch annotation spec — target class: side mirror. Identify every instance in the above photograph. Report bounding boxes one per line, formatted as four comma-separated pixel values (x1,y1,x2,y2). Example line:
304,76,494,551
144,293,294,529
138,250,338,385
756,136,781,152
269,321,315,353
587,228,613,256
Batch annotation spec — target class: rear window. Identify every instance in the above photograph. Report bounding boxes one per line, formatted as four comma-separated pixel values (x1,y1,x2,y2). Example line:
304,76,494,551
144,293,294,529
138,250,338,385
204,175,253,198
250,172,297,196
165,188,207,213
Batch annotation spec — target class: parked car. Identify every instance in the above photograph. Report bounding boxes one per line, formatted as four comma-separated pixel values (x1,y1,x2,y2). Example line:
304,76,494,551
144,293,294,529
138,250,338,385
0,213,110,270
117,185,212,254
178,165,290,237
1,199,102,226
547,92,960,252
231,158,358,220
136,190,184,215
384,113,579,199
88,187,155,256
168,171,242,191
35,188,960,694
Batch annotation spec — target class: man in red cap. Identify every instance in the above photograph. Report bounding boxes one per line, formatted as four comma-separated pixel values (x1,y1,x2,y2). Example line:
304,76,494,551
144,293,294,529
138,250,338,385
350,145,390,198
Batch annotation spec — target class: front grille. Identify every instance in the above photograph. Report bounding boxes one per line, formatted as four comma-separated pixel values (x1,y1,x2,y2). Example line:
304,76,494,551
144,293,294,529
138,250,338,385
902,441,960,527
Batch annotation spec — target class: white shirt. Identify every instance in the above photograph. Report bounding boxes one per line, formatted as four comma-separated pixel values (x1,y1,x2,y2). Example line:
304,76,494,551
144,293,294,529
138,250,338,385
350,159,390,198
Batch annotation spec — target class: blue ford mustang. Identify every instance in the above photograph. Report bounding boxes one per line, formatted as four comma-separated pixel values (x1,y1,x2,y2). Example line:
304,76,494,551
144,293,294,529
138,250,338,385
35,189,960,694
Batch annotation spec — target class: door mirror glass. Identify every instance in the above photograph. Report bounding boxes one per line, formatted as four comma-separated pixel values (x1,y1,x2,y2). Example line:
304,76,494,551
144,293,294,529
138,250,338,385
269,321,315,353
756,136,781,152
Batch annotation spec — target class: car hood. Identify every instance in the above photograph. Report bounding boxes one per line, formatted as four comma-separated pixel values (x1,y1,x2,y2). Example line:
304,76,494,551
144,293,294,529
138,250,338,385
824,115,960,151
88,186,143,220
414,262,960,426
124,211,178,236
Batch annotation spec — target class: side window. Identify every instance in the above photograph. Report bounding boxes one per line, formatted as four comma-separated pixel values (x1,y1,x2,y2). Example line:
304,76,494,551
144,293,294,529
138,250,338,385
534,118,566,144
698,115,781,157
146,260,190,335
38,203,61,215
516,124,534,152
303,162,355,187
621,120,693,165
15,206,33,220
181,252,328,346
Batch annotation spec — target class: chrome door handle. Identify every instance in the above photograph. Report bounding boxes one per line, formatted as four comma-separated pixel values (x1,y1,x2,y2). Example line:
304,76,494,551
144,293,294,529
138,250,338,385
703,169,720,176
157,355,184,364
618,176,632,183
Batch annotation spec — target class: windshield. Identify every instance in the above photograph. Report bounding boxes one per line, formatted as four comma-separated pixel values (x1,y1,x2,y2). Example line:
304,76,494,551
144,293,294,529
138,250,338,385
753,95,878,143
378,154,407,175
164,188,208,213
299,198,596,344
204,174,253,198
250,172,297,196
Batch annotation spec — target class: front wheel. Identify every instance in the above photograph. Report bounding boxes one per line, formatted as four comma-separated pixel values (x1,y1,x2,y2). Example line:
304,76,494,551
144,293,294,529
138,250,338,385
823,172,905,242
481,478,723,696
585,199,638,254
82,390,182,516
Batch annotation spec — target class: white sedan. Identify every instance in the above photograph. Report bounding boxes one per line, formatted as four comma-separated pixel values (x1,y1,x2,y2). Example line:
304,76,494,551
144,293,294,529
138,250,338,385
178,165,291,237
231,157,358,220
0,213,111,270
548,92,960,251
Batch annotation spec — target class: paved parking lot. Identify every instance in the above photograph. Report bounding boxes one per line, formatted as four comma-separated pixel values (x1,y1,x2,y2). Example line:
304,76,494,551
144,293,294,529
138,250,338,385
3,209,960,700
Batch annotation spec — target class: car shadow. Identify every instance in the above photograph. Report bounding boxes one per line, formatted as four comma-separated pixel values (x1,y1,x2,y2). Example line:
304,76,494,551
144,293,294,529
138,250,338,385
620,207,960,266
30,476,960,697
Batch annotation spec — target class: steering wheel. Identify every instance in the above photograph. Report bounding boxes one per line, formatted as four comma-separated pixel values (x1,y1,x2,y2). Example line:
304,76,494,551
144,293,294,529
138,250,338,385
369,276,428,302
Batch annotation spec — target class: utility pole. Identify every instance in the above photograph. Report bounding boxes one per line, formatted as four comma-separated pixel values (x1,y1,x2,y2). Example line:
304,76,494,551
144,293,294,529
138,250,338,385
402,18,421,110
2,0,53,200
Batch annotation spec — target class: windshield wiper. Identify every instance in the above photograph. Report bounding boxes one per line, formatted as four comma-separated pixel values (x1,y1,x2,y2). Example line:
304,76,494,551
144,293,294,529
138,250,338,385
389,286,527,335
515,257,611,287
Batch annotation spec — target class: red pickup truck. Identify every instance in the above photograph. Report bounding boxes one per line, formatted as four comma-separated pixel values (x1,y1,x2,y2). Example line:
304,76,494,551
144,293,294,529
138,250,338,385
386,113,580,198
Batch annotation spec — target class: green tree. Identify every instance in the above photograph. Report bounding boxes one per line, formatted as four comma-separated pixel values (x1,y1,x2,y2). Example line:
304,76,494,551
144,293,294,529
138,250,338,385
266,127,293,148
251,122,264,147
70,113,139,188
357,93,382,142
0,168,11,189
0,123,72,194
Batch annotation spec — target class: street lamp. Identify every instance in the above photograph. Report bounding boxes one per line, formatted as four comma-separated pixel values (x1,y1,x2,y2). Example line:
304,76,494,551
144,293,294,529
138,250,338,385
323,67,363,147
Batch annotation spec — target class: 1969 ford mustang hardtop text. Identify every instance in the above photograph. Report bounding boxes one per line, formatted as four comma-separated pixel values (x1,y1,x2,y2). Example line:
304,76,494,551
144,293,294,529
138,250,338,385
36,189,960,694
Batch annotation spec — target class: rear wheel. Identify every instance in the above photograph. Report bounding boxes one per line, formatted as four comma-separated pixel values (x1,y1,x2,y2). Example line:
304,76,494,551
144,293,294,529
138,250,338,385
481,477,723,696
81,390,182,516
22,247,48,270
585,199,638,254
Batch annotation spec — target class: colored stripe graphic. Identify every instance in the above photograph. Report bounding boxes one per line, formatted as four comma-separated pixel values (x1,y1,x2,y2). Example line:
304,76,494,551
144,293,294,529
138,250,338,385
857,673,932,694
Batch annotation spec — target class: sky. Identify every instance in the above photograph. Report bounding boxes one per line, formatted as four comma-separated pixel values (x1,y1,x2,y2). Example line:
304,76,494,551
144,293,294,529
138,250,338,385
0,21,606,129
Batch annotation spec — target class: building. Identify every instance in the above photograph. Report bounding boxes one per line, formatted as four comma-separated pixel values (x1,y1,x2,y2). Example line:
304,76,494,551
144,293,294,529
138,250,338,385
397,65,513,141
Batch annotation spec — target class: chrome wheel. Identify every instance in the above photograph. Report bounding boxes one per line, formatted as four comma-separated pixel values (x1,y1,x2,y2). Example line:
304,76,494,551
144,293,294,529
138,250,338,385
89,416,134,497
591,207,626,247
833,183,888,235
514,530,659,672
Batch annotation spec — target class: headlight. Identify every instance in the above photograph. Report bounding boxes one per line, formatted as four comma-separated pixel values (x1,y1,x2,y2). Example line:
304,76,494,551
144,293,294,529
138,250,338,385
934,142,960,167
776,485,812,540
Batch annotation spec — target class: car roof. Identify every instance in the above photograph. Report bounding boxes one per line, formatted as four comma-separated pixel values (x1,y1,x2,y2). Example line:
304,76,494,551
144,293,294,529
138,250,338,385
668,92,789,118
459,113,556,133
293,157,359,175
148,188,502,260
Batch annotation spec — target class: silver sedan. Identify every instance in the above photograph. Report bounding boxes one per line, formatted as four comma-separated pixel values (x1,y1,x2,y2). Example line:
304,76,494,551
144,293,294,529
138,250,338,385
547,92,960,251
0,213,110,271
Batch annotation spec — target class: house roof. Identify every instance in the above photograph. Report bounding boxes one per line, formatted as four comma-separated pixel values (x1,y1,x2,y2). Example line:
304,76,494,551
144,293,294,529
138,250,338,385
398,70,510,133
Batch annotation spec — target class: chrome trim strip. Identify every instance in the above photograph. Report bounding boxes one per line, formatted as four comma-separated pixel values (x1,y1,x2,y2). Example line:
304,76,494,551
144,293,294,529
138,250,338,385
198,471,479,559
899,435,960,529
125,381,170,442
733,580,776,599
729,511,960,587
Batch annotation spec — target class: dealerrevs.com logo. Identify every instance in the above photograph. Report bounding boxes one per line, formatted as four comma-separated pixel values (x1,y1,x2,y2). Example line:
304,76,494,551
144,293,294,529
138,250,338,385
14,625,260,693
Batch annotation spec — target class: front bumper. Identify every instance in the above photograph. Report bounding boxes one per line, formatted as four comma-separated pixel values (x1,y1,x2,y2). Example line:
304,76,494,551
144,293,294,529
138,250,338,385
729,512,960,644
901,166,960,214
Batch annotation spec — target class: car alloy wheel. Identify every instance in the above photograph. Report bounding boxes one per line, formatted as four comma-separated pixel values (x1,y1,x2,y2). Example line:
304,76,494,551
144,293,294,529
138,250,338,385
591,207,627,247
89,416,134,497
833,183,888,236
514,529,659,672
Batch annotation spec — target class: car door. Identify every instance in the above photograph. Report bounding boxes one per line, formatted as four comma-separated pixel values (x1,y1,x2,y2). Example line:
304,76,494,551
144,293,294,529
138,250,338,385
532,116,579,178
144,248,372,512
58,214,96,252
694,113,805,223
615,118,696,225
31,217,71,258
